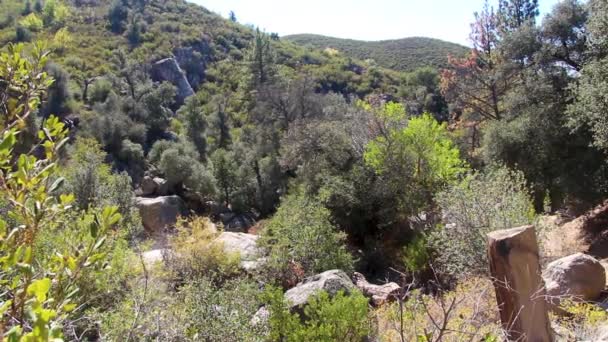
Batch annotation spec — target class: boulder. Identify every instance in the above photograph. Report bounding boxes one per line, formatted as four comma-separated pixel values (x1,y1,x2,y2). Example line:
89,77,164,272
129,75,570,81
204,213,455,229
135,196,186,234
216,232,262,270
284,270,356,311
139,176,158,196
543,253,606,305
150,57,194,105
352,272,400,306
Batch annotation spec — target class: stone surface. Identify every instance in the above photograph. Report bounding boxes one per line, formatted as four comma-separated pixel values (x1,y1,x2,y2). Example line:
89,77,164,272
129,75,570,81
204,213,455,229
352,272,400,306
216,232,262,270
135,196,186,234
150,57,194,105
250,306,270,327
140,176,158,196
543,252,606,304
284,270,356,311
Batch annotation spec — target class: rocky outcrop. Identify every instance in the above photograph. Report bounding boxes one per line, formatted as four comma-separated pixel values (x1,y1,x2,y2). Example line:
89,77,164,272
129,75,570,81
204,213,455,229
150,57,194,105
135,196,187,234
138,176,171,197
216,232,263,271
352,272,400,306
284,270,356,312
543,253,606,305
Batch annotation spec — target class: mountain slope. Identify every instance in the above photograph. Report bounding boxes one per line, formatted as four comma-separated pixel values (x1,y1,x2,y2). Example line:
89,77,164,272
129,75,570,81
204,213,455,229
285,34,469,72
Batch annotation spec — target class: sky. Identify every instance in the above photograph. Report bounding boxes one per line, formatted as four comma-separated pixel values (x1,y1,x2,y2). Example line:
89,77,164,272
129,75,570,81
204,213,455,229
188,0,562,46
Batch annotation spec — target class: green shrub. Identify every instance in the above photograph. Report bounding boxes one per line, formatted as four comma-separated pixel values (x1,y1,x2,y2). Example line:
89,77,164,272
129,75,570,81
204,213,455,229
19,13,43,31
265,287,371,342
432,165,535,277
167,217,241,283
259,190,354,286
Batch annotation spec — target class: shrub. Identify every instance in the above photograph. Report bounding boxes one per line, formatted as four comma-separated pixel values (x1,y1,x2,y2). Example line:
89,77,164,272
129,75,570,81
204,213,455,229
150,140,216,196
19,13,43,31
167,217,240,283
52,27,72,53
259,190,354,286
265,287,371,342
88,78,113,103
432,165,535,277
375,277,501,341
179,277,265,341
14,25,32,42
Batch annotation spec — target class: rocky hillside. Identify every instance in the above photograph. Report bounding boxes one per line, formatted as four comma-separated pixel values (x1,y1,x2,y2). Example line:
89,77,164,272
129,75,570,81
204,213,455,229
285,34,469,72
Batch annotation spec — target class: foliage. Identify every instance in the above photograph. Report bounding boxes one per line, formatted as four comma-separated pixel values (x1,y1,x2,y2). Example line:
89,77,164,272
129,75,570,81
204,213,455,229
167,217,240,283
265,287,371,342
259,190,354,285
365,104,467,215
19,13,43,31
432,165,535,277
0,42,120,339
375,277,500,341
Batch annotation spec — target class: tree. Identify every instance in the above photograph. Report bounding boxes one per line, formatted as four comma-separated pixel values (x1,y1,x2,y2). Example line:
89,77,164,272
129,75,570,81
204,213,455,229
364,103,467,215
259,190,354,285
441,1,513,122
22,1,32,15
229,10,237,22
108,0,128,33
247,28,276,87
568,0,608,151
210,148,238,206
540,0,588,72
497,0,539,33
177,94,208,160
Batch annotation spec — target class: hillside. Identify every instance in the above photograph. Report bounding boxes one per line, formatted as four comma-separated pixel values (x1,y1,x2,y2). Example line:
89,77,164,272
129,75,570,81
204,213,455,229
285,34,469,72
1,0,608,340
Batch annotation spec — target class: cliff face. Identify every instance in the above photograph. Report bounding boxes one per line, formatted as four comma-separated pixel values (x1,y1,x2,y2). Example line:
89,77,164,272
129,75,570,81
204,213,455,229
151,57,195,106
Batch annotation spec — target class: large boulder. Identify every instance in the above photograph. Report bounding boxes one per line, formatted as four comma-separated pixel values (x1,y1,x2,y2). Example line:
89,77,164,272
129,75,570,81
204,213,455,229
543,253,606,305
135,196,187,234
284,270,356,311
216,232,259,261
352,272,400,306
150,57,194,105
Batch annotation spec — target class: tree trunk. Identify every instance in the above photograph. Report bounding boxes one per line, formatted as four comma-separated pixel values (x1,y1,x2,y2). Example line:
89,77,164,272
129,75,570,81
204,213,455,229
487,225,553,342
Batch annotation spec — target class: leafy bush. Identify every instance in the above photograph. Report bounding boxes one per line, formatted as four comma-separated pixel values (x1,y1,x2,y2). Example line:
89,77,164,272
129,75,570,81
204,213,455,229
432,166,535,277
167,217,240,283
19,13,43,31
375,277,500,341
259,190,354,286
265,287,371,342
0,44,123,339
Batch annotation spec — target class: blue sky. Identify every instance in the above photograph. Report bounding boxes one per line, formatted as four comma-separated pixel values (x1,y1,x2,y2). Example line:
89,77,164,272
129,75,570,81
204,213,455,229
188,0,562,45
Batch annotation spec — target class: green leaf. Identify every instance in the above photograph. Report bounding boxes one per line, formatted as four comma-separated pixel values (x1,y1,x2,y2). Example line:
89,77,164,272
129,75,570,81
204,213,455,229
27,278,52,302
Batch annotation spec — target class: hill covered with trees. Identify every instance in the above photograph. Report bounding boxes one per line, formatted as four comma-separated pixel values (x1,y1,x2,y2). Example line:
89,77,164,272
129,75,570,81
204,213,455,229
1,0,608,340
285,34,469,71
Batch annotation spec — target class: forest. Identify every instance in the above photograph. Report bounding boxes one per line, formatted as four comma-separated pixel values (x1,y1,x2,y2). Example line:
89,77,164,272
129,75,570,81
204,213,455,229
0,0,608,340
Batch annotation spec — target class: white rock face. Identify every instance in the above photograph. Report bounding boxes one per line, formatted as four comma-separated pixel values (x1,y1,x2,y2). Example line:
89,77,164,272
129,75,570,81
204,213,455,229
135,196,186,234
284,270,356,311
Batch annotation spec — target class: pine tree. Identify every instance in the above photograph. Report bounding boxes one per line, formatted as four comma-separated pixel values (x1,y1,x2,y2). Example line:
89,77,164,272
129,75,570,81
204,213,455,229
498,0,539,33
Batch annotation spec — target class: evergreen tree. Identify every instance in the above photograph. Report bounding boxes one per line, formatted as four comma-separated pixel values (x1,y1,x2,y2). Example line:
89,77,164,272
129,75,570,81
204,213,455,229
497,0,539,32
248,28,276,87
229,10,237,22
